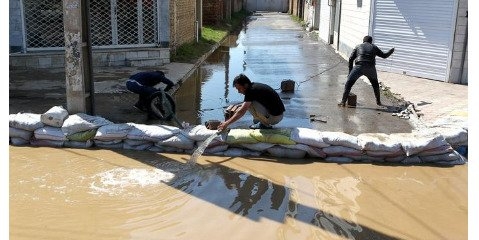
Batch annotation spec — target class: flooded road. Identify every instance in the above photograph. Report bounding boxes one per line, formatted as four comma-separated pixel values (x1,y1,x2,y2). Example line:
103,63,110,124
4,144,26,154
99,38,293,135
10,146,467,239
173,12,412,135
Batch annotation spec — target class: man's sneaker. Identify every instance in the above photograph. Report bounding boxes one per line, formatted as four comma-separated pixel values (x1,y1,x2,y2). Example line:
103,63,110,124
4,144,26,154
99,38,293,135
249,123,273,129
134,103,147,112
338,102,346,107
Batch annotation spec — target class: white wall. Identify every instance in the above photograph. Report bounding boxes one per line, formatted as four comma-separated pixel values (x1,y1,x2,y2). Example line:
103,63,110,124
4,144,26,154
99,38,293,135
337,0,371,58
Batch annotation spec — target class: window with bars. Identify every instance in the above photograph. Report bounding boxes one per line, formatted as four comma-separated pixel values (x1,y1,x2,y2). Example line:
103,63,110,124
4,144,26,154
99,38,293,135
22,0,158,50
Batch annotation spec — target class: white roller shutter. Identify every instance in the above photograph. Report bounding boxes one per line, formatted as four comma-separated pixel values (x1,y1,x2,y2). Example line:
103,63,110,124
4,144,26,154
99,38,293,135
372,0,456,81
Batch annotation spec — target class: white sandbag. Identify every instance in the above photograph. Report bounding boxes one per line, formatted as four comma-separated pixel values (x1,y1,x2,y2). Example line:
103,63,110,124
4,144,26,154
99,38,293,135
240,142,275,152
156,132,195,150
279,144,326,158
152,145,184,153
435,155,467,165
420,151,464,163
124,139,152,146
41,106,69,127
325,156,354,163
321,131,361,150
94,141,124,149
123,142,153,151
9,113,44,131
349,155,385,163
391,132,449,157
384,155,405,163
419,126,468,146
204,144,229,154
64,140,93,149
290,127,330,148
94,123,132,140
196,139,226,148
94,139,123,145
400,156,422,164
62,113,113,135
323,145,362,157
9,127,33,140
30,139,64,147
127,123,180,141
365,150,404,158
185,125,220,141
267,146,307,159
10,137,30,146
417,145,453,156
34,126,68,141
222,148,261,157
357,133,403,153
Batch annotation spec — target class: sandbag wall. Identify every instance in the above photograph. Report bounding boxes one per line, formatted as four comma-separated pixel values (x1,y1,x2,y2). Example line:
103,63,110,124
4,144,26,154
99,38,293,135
9,106,468,165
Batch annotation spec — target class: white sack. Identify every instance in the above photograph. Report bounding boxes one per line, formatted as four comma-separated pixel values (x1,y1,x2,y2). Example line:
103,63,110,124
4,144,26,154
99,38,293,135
290,127,330,148
223,148,261,157
9,127,33,140
9,113,44,131
204,144,229,154
156,132,195,150
321,131,361,150
10,137,30,146
419,126,468,146
323,145,362,157
94,123,132,140
94,142,124,149
240,142,275,152
124,139,152,146
357,133,403,153
41,106,69,127
185,125,220,141
279,144,326,158
34,126,68,141
267,146,307,159
62,113,113,135
30,139,64,147
420,151,465,163
123,142,153,151
417,145,453,156
391,132,449,156
127,123,180,141
325,156,354,163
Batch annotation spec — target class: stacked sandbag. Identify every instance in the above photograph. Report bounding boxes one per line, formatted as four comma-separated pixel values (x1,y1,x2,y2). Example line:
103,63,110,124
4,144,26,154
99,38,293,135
8,107,467,166
61,113,113,148
94,123,132,149
9,113,44,145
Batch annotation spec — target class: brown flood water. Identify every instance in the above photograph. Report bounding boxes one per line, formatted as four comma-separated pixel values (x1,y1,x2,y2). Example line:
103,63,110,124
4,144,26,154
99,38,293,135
10,146,467,240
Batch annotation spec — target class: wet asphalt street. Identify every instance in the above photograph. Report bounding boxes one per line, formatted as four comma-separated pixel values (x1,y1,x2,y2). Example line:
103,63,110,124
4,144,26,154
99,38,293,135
10,12,413,135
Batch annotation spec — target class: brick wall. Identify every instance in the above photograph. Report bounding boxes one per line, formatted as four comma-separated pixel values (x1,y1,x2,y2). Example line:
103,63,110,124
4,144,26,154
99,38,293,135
203,0,224,25
170,0,197,51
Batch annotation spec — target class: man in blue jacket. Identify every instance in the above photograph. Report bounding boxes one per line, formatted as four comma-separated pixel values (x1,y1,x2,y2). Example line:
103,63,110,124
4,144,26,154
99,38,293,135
126,70,175,112
338,35,395,107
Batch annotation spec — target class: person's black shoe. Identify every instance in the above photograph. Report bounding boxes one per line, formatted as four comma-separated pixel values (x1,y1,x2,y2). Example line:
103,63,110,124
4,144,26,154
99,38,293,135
249,123,273,129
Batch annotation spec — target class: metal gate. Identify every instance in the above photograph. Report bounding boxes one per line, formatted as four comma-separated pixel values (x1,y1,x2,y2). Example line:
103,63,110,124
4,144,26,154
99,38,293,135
22,0,159,51
372,0,456,81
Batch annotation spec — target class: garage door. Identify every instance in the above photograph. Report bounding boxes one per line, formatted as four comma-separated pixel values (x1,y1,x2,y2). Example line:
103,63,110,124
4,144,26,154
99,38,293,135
245,0,288,12
372,0,456,81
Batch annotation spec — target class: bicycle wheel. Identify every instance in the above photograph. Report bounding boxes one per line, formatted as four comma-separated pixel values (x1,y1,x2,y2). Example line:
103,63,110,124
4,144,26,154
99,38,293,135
148,91,176,121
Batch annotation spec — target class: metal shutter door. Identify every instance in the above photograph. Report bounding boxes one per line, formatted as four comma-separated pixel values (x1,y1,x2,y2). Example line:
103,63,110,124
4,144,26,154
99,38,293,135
372,0,456,81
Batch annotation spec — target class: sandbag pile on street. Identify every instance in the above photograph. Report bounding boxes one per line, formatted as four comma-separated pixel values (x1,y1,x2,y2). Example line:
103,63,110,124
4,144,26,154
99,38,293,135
9,106,468,165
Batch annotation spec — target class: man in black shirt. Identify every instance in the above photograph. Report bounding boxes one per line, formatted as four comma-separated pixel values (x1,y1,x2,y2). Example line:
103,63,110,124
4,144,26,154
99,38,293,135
338,35,394,107
126,70,175,111
218,74,285,130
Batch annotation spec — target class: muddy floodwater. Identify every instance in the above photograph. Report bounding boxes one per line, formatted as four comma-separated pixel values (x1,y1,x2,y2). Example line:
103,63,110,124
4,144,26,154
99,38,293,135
10,146,467,239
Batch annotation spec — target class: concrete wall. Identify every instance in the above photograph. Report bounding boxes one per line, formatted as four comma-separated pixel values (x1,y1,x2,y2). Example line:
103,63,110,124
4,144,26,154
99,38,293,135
448,0,468,84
